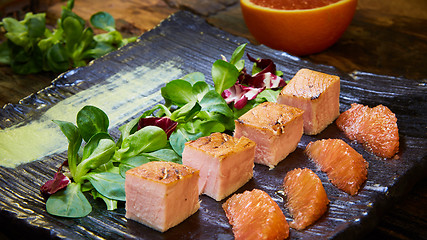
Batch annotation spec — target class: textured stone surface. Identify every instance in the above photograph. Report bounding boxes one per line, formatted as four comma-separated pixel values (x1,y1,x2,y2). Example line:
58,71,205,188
0,1,426,239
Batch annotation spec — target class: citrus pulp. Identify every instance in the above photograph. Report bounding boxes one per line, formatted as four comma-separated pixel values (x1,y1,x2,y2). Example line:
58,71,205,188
240,0,358,55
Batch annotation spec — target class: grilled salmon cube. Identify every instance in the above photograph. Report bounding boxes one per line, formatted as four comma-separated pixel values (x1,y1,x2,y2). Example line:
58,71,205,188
336,103,399,158
277,68,340,135
182,132,256,201
234,101,304,168
223,189,289,240
305,139,369,195
125,161,200,232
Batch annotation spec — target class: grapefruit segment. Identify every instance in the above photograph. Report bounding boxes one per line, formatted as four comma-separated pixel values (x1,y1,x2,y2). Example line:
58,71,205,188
283,168,329,230
305,139,369,195
223,189,289,240
336,103,400,158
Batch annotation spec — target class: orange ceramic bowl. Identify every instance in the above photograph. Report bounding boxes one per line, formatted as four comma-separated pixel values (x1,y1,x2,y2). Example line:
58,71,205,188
240,0,358,56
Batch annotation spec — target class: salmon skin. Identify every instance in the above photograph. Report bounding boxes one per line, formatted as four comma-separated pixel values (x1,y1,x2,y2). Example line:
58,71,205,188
223,189,289,240
182,132,256,201
277,68,340,135
125,161,200,232
336,103,399,158
283,168,329,230
234,101,304,168
306,139,369,195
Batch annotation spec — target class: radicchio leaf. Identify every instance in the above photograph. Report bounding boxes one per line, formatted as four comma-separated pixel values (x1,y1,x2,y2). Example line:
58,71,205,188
40,164,71,197
221,83,264,109
137,117,178,139
240,53,286,89
249,72,286,89
247,53,276,74
221,53,286,109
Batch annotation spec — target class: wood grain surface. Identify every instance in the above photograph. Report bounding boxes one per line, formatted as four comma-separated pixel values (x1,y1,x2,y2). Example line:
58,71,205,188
0,0,426,239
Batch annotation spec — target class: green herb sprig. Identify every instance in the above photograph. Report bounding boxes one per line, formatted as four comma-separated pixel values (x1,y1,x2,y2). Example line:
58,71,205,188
0,0,136,74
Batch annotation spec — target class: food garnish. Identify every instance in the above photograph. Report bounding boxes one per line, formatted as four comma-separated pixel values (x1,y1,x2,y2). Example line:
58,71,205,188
222,51,286,110
137,117,178,139
222,83,264,109
40,163,70,196
0,0,136,74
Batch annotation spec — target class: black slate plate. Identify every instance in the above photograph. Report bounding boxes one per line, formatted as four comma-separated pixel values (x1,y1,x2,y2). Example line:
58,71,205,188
1,11,426,240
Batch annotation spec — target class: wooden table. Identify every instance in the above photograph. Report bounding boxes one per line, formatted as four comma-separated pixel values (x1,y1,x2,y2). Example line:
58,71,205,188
1,0,426,239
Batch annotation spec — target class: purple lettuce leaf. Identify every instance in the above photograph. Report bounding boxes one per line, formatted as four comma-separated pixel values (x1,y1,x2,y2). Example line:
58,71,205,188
247,72,286,89
241,53,286,89
40,164,71,197
221,53,286,109
221,82,264,109
137,117,178,139
247,53,276,75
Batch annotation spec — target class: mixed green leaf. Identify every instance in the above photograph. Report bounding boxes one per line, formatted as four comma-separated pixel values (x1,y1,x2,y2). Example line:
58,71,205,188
41,106,171,217
42,43,287,218
0,0,136,74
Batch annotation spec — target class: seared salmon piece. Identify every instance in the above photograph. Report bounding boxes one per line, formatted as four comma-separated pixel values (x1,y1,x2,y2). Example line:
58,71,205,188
277,68,340,135
283,168,329,230
336,103,399,158
223,189,289,240
305,139,369,195
182,132,256,201
234,102,304,169
125,161,199,232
